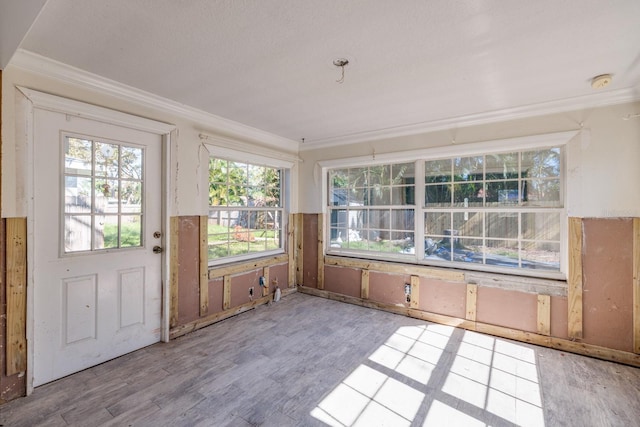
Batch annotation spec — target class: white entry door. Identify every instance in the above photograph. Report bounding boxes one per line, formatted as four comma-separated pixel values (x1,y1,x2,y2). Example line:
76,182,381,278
32,108,163,386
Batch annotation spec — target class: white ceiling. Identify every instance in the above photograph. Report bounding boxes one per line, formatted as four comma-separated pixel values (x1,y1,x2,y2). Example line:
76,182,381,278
4,0,640,148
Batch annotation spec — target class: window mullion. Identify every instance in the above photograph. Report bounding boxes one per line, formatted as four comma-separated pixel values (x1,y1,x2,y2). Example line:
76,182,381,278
415,160,425,262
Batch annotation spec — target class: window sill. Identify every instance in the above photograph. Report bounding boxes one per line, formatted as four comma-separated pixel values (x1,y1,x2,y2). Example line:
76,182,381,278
208,251,287,279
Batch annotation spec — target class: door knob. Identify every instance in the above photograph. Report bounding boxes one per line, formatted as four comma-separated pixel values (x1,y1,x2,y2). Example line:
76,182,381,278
153,246,163,254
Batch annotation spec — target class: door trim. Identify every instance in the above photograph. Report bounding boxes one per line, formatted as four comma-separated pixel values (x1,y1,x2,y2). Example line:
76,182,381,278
17,87,175,395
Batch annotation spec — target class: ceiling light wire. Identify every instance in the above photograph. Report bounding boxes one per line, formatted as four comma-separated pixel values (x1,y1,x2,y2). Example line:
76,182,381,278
333,58,349,84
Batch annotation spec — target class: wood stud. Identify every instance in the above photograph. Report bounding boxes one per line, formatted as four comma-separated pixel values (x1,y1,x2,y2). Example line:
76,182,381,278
169,216,180,328
537,295,551,336
325,255,465,281
223,275,231,310
199,215,209,316
295,214,304,286
317,213,325,290
568,217,583,339
262,267,270,297
466,284,477,321
633,218,640,354
410,275,420,309
208,254,288,279
6,218,27,376
288,213,295,287
360,269,370,299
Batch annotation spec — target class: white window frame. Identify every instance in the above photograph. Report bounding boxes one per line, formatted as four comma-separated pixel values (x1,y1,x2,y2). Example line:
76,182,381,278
203,135,295,266
321,131,579,280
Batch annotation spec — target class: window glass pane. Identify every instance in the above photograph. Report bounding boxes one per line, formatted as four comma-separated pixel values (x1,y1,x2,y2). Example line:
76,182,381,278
522,212,560,241
369,187,390,205
425,212,450,236
209,183,228,206
330,209,348,229
95,179,119,213
265,186,281,207
209,159,228,184
120,215,142,247
392,186,414,205
95,215,118,249
330,188,348,206
521,241,560,270
522,179,561,207
208,231,230,259
368,209,390,230
350,187,367,206
485,152,518,180
349,167,368,187
248,164,264,186
330,169,349,188
484,240,519,268
368,165,390,186
454,212,483,237
453,183,483,207
120,146,143,179
485,181,519,206
95,142,119,177
65,176,92,213
391,209,414,231
522,148,560,179
65,138,92,175
121,181,142,213
486,212,518,239
425,184,451,207
425,159,451,183
392,163,415,184
454,156,483,182
65,215,92,252
227,186,247,206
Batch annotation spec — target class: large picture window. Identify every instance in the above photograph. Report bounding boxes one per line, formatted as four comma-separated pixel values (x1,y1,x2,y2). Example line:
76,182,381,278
326,146,564,277
208,158,285,263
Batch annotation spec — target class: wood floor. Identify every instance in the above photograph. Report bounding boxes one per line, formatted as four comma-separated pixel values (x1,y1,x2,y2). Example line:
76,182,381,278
1,292,639,426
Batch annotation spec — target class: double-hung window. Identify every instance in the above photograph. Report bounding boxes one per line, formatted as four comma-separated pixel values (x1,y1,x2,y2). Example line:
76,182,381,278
208,158,286,264
423,147,563,274
326,142,565,278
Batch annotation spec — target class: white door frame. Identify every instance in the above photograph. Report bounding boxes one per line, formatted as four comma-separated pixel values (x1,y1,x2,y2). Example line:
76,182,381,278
16,87,176,395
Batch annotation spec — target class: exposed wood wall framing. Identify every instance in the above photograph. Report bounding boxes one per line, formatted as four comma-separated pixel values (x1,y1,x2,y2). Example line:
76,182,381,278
208,254,288,279
298,286,640,368
169,217,180,328
325,256,465,282
317,214,325,290
6,218,27,376
360,270,369,299
568,217,583,339
262,267,270,297
223,275,231,310
295,214,304,285
287,214,295,287
199,216,209,316
410,275,420,309
465,284,477,321
633,218,640,354
537,295,551,336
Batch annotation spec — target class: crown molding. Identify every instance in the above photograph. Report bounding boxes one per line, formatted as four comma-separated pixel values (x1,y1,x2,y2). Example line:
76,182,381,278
300,87,640,151
9,49,300,153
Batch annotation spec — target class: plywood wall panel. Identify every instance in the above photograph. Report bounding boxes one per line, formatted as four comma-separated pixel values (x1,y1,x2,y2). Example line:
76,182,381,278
207,277,224,314
477,287,538,333
418,278,466,319
176,216,201,325
302,214,318,287
269,263,288,291
230,270,262,307
550,296,569,339
324,266,361,298
582,218,633,352
368,272,410,306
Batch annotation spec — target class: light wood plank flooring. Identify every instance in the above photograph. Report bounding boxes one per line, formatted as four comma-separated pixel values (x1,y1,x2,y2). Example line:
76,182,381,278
1,292,639,426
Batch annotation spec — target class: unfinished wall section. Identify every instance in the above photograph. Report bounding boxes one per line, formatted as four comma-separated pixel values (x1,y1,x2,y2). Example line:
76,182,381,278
299,214,640,367
169,215,295,339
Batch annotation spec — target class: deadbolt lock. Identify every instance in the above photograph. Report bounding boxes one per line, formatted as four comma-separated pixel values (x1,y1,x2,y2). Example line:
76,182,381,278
153,231,162,238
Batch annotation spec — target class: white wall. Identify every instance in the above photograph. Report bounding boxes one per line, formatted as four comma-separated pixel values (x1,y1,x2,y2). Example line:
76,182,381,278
1,65,299,218
298,101,640,217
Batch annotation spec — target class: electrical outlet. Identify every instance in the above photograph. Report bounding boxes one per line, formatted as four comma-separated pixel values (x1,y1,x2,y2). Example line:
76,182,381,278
404,283,411,295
